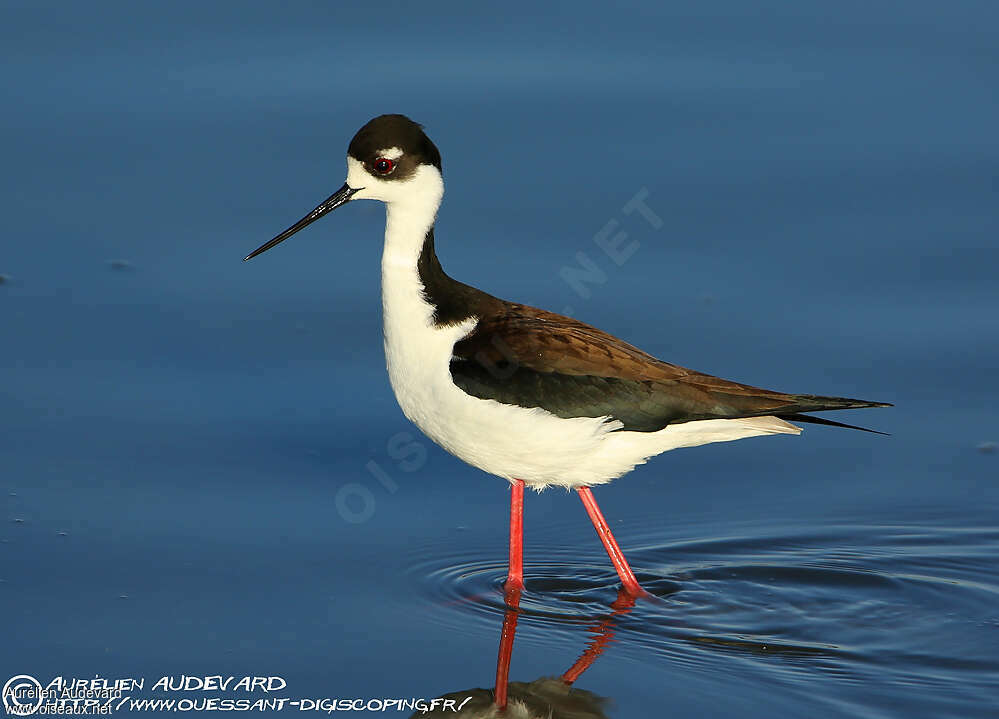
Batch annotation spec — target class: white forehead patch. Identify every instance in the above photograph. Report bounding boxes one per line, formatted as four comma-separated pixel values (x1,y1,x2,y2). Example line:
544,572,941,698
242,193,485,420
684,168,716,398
376,146,404,160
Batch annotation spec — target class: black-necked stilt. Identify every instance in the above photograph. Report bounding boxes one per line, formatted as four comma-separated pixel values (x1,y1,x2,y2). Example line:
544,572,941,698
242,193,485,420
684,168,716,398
244,114,890,599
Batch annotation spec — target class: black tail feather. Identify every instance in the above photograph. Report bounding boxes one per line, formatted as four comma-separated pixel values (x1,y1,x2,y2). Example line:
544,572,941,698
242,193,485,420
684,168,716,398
790,395,893,412
779,413,890,436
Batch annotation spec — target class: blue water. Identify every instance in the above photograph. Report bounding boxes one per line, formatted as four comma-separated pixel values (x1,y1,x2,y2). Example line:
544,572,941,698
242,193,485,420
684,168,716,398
2,2,997,717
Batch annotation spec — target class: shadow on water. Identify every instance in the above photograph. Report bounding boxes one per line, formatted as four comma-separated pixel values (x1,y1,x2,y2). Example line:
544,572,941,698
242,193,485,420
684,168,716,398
406,519,999,714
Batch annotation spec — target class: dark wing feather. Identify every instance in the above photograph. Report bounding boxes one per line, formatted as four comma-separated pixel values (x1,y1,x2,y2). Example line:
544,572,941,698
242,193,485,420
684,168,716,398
450,302,890,432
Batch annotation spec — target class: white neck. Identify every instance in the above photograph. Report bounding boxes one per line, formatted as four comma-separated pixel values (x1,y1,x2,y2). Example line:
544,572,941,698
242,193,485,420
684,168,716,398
379,165,446,342
376,165,472,448
380,165,444,270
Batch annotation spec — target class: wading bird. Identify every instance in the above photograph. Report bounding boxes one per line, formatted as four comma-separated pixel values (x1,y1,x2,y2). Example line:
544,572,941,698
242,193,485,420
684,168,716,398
244,114,889,599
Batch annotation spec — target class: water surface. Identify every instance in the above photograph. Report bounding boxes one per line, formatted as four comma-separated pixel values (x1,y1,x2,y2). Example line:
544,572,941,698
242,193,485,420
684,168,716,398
2,2,997,717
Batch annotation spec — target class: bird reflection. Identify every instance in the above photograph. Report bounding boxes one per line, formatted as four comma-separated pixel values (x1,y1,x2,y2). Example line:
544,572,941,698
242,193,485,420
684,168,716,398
413,588,635,718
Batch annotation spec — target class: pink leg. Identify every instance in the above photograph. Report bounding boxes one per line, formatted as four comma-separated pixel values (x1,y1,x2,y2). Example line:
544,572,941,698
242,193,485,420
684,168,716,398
505,479,525,593
493,586,521,710
577,487,645,597
496,480,525,709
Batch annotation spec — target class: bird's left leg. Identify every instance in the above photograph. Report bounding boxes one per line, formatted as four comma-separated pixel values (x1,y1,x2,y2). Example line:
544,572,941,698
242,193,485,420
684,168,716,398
504,479,525,594
577,486,645,597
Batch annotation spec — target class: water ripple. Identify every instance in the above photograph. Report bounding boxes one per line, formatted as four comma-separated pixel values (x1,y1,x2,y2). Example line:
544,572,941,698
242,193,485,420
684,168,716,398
402,520,999,689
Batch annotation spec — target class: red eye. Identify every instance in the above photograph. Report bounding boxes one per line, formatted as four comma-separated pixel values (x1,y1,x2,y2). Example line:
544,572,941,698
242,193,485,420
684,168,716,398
373,157,395,175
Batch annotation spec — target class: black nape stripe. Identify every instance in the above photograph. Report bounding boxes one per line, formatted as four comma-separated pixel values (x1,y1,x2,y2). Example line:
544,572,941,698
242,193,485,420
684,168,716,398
417,228,500,327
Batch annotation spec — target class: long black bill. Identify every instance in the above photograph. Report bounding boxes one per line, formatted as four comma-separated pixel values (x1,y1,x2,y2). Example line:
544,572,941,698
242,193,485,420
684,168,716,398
243,183,359,261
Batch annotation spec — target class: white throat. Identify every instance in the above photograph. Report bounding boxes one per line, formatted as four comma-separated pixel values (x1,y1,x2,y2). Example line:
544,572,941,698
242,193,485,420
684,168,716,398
382,169,443,265
376,162,448,369
343,157,445,270
377,164,448,423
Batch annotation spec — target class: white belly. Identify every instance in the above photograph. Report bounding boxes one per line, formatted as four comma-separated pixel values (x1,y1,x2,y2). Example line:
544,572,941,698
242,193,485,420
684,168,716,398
380,254,800,490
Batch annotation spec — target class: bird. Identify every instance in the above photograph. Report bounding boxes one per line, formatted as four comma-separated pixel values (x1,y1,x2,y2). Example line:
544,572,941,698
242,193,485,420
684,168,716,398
244,114,890,599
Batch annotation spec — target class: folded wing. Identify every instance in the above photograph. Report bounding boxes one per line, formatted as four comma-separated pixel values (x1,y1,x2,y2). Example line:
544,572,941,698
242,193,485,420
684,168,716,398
450,302,890,433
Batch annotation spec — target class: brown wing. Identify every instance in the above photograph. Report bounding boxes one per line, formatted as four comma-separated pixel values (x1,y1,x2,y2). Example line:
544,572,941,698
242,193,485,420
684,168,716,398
450,302,889,432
